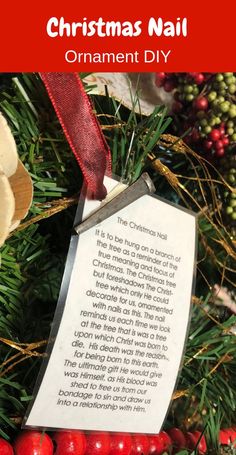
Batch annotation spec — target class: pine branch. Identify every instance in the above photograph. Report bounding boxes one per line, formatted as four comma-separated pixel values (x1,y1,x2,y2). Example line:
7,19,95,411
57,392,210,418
8,194,78,236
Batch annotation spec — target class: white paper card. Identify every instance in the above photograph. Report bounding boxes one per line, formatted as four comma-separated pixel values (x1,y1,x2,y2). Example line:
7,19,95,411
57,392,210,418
25,176,196,433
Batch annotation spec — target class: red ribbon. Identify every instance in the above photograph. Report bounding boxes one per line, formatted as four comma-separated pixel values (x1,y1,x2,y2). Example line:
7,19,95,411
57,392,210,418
40,73,111,199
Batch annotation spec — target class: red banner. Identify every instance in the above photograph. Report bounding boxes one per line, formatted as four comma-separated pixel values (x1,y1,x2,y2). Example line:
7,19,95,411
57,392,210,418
0,0,235,72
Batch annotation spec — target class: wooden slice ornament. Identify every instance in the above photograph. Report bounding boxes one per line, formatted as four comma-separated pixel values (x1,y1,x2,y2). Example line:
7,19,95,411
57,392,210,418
0,113,18,177
9,160,33,230
0,164,15,246
0,112,33,247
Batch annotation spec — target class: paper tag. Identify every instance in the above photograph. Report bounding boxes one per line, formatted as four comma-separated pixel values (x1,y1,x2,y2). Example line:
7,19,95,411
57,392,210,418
25,176,196,434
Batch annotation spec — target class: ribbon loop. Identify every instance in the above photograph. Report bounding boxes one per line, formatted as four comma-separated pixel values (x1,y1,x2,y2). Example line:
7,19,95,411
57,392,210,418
40,73,111,199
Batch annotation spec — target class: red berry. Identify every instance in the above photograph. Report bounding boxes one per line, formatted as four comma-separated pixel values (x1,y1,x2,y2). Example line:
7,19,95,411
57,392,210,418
185,431,207,454
222,136,229,146
192,431,207,454
110,433,132,455
148,434,165,455
185,432,198,451
219,429,231,446
209,129,221,141
203,139,213,150
194,73,205,85
191,128,200,142
194,97,208,111
85,432,111,455
163,80,175,92
159,431,172,452
14,431,53,455
167,428,186,451
219,127,225,137
215,139,224,149
54,430,86,455
230,428,236,445
172,101,183,113
215,147,225,157
155,73,166,87
131,434,149,455
224,428,236,447
0,438,13,455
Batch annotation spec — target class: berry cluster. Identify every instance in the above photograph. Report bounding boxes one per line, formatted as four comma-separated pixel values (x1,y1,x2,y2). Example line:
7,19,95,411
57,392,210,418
220,153,236,239
155,72,236,159
155,72,207,108
203,124,229,158
225,168,236,221
1,426,236,455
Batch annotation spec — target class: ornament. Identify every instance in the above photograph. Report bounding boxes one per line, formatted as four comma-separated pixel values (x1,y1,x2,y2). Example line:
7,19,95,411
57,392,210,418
191,431,207,454
9,160,33,231
185,432,198,452
219,429,232,446
148,434,167,455
224,428,236,447
110,433,132,455
185,431,207,454
0,112,33,247
53,430,86,454
0,164,15,248
158,432,172,453
85,432,111,455
0,112,18,176
167,428,186,453
14,431,54,455
0,438,14,455
8,426,236,455
130,434,149,455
